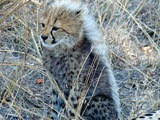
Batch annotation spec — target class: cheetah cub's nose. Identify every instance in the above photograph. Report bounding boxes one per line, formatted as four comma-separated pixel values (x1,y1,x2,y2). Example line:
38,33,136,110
41,35,48,41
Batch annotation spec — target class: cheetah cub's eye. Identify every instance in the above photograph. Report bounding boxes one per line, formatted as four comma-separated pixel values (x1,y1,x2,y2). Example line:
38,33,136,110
52,27,59,31
41,23,45,28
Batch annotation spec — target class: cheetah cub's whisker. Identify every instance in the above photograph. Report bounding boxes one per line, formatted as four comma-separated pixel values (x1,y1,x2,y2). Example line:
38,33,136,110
40,0,121,120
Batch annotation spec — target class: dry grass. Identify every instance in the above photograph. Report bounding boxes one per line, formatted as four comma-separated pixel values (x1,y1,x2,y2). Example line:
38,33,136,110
0,0,159,120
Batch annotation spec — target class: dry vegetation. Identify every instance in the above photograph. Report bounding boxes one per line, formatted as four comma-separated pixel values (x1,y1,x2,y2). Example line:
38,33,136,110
0,0,159,120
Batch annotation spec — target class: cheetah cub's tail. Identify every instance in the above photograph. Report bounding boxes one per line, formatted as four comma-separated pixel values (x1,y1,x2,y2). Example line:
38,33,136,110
131,110,160,120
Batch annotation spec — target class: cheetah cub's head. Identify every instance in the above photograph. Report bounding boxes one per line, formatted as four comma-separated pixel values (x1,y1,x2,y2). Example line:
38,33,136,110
40,0,86,50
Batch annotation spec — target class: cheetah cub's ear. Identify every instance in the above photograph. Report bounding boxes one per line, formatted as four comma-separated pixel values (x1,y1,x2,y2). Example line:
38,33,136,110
75,7,88,17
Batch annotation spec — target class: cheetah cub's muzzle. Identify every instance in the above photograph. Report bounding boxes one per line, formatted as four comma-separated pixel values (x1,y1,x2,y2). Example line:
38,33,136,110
40,24,59,49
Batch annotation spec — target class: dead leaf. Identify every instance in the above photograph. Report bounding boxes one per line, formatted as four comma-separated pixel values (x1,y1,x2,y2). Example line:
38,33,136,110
35,79,44,84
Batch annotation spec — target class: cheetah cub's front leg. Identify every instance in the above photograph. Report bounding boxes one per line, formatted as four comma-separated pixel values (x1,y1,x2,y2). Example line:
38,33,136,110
40,0,121,120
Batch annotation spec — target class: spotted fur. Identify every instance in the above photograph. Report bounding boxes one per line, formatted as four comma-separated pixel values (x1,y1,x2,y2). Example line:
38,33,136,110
40,0,120,119
131,110,160,120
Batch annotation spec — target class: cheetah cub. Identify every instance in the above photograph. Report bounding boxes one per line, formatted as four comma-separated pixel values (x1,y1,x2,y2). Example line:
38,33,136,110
40,0,120,120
